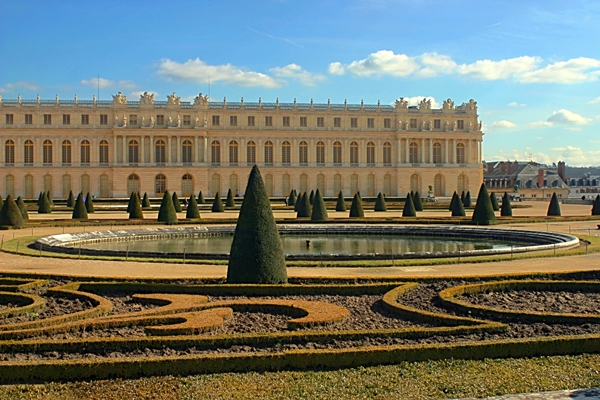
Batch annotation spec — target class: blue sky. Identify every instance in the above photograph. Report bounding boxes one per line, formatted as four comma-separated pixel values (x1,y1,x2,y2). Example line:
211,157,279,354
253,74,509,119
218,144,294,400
1,0,599,166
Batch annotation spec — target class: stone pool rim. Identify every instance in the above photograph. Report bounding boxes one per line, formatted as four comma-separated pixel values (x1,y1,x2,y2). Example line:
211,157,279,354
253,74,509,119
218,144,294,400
33,225,580,261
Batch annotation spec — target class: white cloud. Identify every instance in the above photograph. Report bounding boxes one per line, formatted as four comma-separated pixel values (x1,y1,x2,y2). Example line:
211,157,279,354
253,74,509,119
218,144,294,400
328,50,420,77
80,78,138,90
403,96,440,109
269,64,326,86
520,57,600,84
0,81,40,93
457,56,541,80
488,120,517,130
508,102,527,107
549,145,600,166
529,121,553,128
415,53,457,77
328,62,345,75
485,150,553,165
546,109,592,125
156,58,280,88
589,96,600,104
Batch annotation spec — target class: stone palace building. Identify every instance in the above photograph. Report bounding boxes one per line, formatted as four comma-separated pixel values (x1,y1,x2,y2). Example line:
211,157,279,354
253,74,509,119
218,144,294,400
0,92,483,199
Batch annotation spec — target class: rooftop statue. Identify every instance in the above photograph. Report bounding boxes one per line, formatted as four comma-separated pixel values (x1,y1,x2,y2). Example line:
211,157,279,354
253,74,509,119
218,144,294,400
194,93,209,105
419,98,431,110
112,92,127,105
442,98,454,110
167,92,181,105
139,92,155,105
395,97,408,109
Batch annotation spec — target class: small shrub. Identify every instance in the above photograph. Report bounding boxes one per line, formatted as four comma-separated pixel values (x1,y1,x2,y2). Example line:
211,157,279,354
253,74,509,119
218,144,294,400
471,184,497,225
127,192,135,213
501,192,513,217
547,192,562,216
226,189,235,207
197,191,206,204
85,192,95,214
335,191,347,212
128,192,144,220
311,189,328,221
349,193,364,218
142,192,151,208
288,190,296,206
309,190,315,205
212,193,224,212
490,192,500,211
374,192,387,212
450,192,466,217
38,192,52,214
186,194,201,219
296,192,311,218
66,190,75,207
72,193,88,220
402,193,416,217
413,191,423,212
157,191,178,224
463,191,472,208
172,192,182,212
449,191,457,211
16,196,29,220
0,195,24,228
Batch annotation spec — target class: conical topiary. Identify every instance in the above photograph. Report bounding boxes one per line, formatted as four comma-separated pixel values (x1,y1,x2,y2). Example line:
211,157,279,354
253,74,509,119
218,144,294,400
450,192,466,217
38,192,52,214
592,194,600,216
460,191,465,205
226,188,235,207
212,192,224,212
157,191,178,224
490,192,500,211
547,192,562,216
129,192,144,219
186,194,200,219
37,192,43,207
311,189,328,221
227,166,287,284
413,191,423,212
335,191,347,212
288,190,296,206
402,193,417,217
0,195,4,211
463,191,472,208
296,192,311,218
16,196,29,220
501,192,513,217
66,190,75,207
294,192,302,212
85,192,95,214
349,193,364,218
172,192,182,212
142,192,151,208
471,184,497,225
127,192,135,213
374,192,387,212
46,191,53,206
72,193,88,220
309,190,315,205
197,191,205,204
0,195,24,228
449,191,457,211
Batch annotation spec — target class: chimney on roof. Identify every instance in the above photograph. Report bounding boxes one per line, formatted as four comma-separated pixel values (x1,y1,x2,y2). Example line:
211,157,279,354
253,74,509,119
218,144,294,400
558,161,566,181
506,161,512,174
499,162,506,174
538,169,545,188
487,162,494,174
513,160,519,171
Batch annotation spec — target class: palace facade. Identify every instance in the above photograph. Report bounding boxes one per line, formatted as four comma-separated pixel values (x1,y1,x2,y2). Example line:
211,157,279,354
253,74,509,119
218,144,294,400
0,92,483,199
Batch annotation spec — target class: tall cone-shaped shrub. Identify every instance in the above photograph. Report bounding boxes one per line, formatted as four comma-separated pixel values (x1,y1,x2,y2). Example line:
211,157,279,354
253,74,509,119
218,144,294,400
501,192,513,217
127,192,135,213
157,191,178,224
449,192,457,211
471,184,497,225
186,194,200,219
335,191,347,211
37,192,43,207
309,190,315,205
310,189,328,221
85,192,95,213
374,192,387,212
490,192,500,211
38,192,52,214
288,190,296,206
463,191,472,207
128,192,144,219
142,192,151,208
72,193,88,220
460,191,465,205
450,192,466,217
413,191,423,212
592,194,600,216
172,192,182,212
212,192,224,212
349,193,364,218
197,191,205,204
294,192,302,212
66,190,75,207
402,193,417,217
226,188,235,207
296,192,311,218
0,195,24,228
227,166,287,284
547,192,562,216
16,196,29,220
46,191,53,206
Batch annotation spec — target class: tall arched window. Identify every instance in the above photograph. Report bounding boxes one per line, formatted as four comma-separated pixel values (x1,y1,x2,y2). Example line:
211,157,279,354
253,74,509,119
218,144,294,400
281,141,291,165
383,174,392,196
80,174,90,196
43,140,53,165
299,141,308,165
317,174,325,194
229,140,238,165
316,141,325,165
62,140,72,165
457,174,468,194
456,143,466,164
24,175,34,199
350,174,359,195
434,174,444,196
246,141,256,165
211,140,221,165
44,174,53,193
282,174,290,196
182,174,193,197
211,174,221,196
383,142,392,166
300,174,308,193
99,174,109,198
5,175,15,197
410,174,420,193
4,140,15,166
333,141,342,166
128,139,139,164
433,142,442,164
409,142,419,163
334,174,342,195
155,139,166,165
366,141,375,166
80,140,90,165
127,174,139,196
367,174,375,196
229,174,238,195
265,174,273,196
24,140,34,165
99,140,109,165
264,140,273,165
182,140,193,165
350,141,359,165
155,174,167,196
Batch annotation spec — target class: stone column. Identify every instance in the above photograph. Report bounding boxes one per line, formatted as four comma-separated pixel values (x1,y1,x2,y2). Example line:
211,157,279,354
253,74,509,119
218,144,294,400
451,139,456,164
150,135,155,164
429,139,433,164
420,138,425,163
467,139,472,164
123,135,127,165
444,138,449,164
203,136,208,163
404,138,409,164
194,135,199,164
140,136,145,164
176,136,181,164
167,136,172,164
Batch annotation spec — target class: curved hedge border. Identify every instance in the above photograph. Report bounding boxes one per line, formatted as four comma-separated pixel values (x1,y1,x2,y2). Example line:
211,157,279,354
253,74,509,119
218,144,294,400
0,292,45,318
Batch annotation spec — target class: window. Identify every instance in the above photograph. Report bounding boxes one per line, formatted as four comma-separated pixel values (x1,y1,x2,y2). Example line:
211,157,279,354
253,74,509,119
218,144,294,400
316,141,325,165
128,140,139,164
334,117,341,127
62,114,70,125
230,116,237,126
317,174,325,194
282,116,290,127
129,115,137,125
229,141,239,165
384,118,391,128
44,174,53,194
5,140,15,165
317,117,324,127
367,118,375,128
81,174,90,196
350,118,358,128
265,116,273,126
230,174,238,195
80,140,90,165
155,174,166,196
81,114,89,125
182,140,193,165
25,114,33,124
127,174,139,196
350,141,359,165
299,141,308,165
100,174,109,198
155,139,166,165
62,175,71,198
300,117,307,127
183,115,191,126
247,141,256,165
264,141,273,165
24,175,34,199
367,174,375,197
211,140,221,165
300,174,308,193
333,141,342,165
182,174,193,197
62,140,72,165
212,116,220,126
5,114,14,124
5,175,14,197
43,140,53,165
282,141,291,165
100,114,108,125
44,114,52,125
383,142,392,166
433,142,442,164
456,143,466,164
265,174,274,197
156,115,165,125
351,174,359,195
99,140,109,165
24,140,34,165
409,142,419,163
211,174,221,196
384,174,392,196
247,116,255,126
457,120,464,130
434,119,441,129
367,142,375,165
334,174,342,195
409,119,417,129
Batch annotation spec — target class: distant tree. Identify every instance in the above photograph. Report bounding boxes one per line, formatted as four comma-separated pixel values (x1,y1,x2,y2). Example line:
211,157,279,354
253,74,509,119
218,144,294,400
128,192,144,220
374,192,387,212
463,191,472,208
311,189,329,221
197,191,205,204
296,192,311,218
85,192,95,214
186,194,201,219
547,192,562,216
413,191,424,212
38,192,52,214
349,193,364,218
288,190,296,206
501,192,513,217
16,196,29,221
72,193,88,220
211,192,224,212
226,188,236,207
157,191,178,224
172,192,182,212
142,192,151,208
66,190,75,208
450,192,466,217
309,189,315,205
402,193,417,217
335,191,347,212
0,195,24,228
490,192,500,211
471,184,497,225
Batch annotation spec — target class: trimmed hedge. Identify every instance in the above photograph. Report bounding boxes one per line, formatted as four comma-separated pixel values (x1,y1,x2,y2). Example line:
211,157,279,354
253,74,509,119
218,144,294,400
142,192,151,208
16,196,29,221
335,191,347,212
186,194,201,219
85,192,95,214
374,192,387,212
296,192,311,218
197,191,205,204
471,184,496,225
413,191,423,212
72,193,88,219
463,191,472,208
592,194,600,216
501,192,513,217
66,190,75,208
288,190,296,206
129,192,144,220
402,193,416,217
490,192,500,211
212,193,224,213
450,192,466,217
309,190,315,205
349,193,364,218
547,192,562,216
172,192,182,213
38,192,52,214
226,188,235,207
157,191,178,224
0,195,24,228
310,189,328,221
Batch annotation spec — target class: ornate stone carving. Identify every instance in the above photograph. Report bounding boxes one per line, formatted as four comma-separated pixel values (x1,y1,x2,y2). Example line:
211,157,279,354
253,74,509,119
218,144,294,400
419,98,431,110
114,115,119,126
141,115,145,127
204,117,208,127
478,121,482,130
468,121,472,131
123,115,127,128
140,92,155,105
37,94,40,104
467,99,477,111
167,92,181,105
193,93,209,105
195,116,200,127
93,94,96,104
55,94,59,104
405,120,409,130
150,116,155,128
74,94,78,104
453,121,457,131
445,120,449,131
17,94,21,103
442,98,454,110
112,92,127,104
168,115,173,126
429,120,433,130
421,120,426,130
177,115,181,128
395,98,408,109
